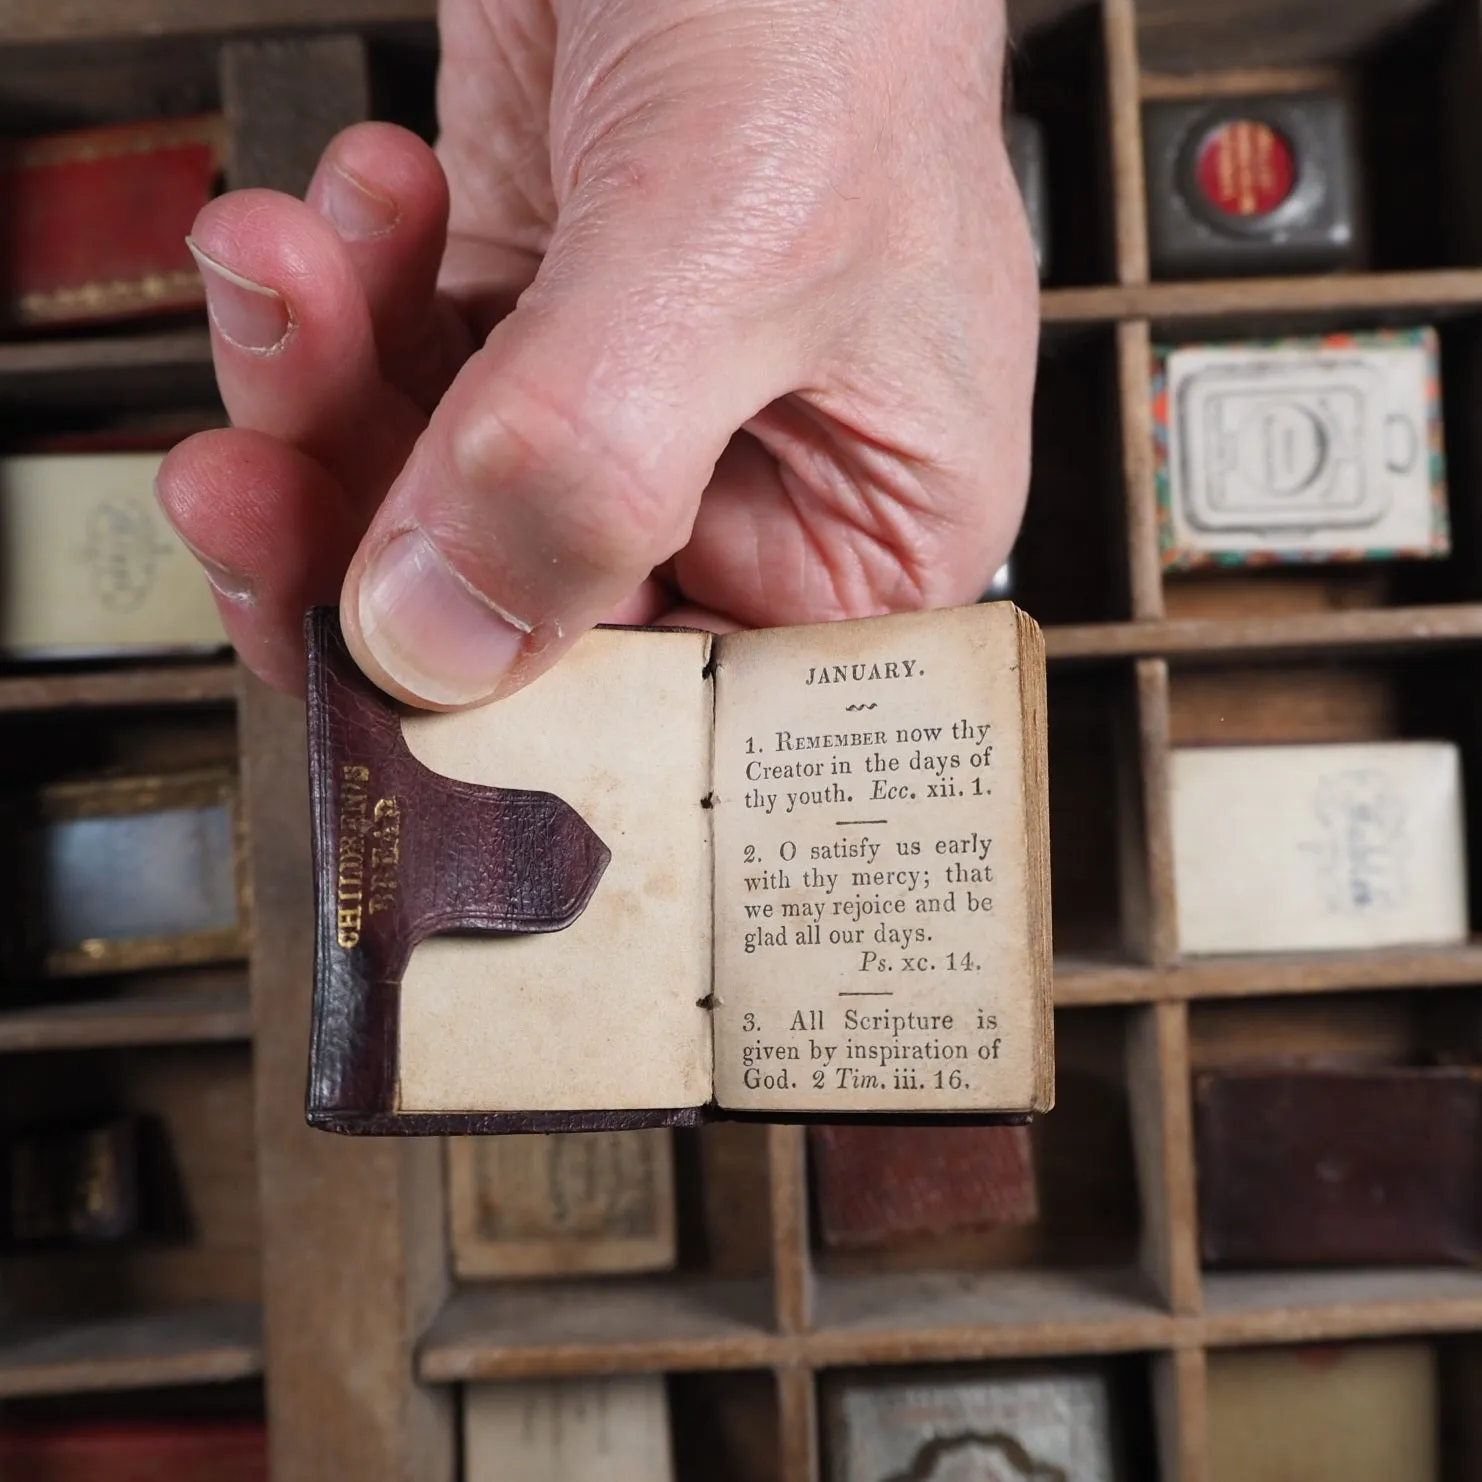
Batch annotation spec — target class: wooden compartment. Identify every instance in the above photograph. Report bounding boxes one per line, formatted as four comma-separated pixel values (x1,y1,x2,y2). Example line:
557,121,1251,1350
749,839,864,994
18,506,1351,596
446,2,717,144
1011,2,1119,288
816,1354,1159,1482
1015,329,1132,626
0,1042,259,1321
1135,0,1482,277
808,1008,1139,1280
1154,309,1482,619
670,1370,781,1482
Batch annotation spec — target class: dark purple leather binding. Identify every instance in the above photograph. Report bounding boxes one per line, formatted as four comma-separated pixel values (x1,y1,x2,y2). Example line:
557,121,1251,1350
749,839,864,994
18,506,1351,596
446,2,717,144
304,608,714,1134
1195,1067,1482,1266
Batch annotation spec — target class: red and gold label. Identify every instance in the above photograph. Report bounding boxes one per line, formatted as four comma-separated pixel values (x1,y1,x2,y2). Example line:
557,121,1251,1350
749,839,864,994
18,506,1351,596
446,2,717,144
1195,119,1296,218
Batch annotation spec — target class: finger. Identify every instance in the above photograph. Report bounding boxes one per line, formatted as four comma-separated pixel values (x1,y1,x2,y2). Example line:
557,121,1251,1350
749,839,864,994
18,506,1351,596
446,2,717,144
156,429,361,694
304,122,474,411
186,189,425,513
335,218,812,708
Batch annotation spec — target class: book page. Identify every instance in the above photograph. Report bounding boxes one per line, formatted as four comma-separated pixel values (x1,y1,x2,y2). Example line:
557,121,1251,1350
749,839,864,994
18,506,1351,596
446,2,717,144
395,628,713,1112
711,605,1051,1113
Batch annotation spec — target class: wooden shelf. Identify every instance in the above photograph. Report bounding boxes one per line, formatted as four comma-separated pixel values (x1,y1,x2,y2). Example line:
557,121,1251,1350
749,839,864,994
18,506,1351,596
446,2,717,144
0,1303,262,1398
1055,943,1482,1006
0,1,432,43
1042,269,1482,328
807,1267,1173,1366
0,330,212,381
0,977,251,1053
1201,1269,1482,1347
0,661,236,713
417,1278,778,1381
1045,604,1482,665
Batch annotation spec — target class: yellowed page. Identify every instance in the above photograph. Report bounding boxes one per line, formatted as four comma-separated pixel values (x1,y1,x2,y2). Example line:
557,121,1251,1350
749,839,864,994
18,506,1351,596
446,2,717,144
396,628,713,1112
711,605,1050,1113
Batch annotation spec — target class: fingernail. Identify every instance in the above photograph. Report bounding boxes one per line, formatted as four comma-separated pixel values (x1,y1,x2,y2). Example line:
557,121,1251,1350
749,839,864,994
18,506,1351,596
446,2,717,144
169,526,256,604
318,165,401,241
358,529,528,706
199,555,256,605
185,237,292,353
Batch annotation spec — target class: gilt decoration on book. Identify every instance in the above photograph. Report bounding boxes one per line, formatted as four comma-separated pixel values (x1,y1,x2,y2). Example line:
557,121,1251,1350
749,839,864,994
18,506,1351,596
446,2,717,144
305,603,1052,1133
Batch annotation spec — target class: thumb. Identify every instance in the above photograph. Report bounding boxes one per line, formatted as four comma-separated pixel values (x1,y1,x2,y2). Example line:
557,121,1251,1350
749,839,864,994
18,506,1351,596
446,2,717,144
339,178,820,707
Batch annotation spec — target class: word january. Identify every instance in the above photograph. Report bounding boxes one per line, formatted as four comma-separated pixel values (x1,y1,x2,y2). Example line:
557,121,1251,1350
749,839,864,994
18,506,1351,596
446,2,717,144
805,659,921,685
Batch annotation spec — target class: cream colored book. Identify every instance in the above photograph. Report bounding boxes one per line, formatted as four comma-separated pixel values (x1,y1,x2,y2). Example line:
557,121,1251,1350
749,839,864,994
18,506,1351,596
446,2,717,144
825,1368,1118,1482
0,453,227,658
1208,1343,1437,1482
1171,741,1467,956
464,1377,674,1482
446,1128,676,1278
304,603,1053,1132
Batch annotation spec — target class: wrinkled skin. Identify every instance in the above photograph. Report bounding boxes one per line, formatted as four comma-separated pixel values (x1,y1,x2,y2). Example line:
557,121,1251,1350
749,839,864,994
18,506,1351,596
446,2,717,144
156,0,1039,708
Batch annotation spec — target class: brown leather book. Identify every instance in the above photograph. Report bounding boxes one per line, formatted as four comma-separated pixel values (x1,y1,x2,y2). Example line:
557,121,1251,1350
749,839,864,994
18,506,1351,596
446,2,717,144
303,604,1053,1134
1195,1067,1482,1266
3,1116,140,1248
810,1124,1037,1249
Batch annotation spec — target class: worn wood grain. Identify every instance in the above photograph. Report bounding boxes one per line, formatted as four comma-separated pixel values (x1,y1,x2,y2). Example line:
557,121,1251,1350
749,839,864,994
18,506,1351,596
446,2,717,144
0,1303,261,1397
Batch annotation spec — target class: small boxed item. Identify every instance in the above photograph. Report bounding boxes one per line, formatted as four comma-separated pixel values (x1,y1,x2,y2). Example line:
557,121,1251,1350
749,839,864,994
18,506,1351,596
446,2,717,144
446,1128,677,1279
1208,1343,1437,1482
1171,741,1467,956
0,768,247,978
1154,328,1447,569
464,1376,673,1482
1144,93,1360,278
0,452,228,659
809,1123,1037,1250
825,1367,1119,1482
1196,1067,1482,1266
3,1115,141,1248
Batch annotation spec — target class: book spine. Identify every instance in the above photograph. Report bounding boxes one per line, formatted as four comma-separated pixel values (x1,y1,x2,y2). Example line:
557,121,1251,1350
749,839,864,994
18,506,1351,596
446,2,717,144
1,116,225,329
304,608,612,1132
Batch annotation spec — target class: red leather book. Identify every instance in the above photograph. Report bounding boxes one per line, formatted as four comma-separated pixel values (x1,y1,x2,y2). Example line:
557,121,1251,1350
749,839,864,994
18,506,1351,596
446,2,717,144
809,1124,1038,1249
0,116,224,330
0,1420,266,1481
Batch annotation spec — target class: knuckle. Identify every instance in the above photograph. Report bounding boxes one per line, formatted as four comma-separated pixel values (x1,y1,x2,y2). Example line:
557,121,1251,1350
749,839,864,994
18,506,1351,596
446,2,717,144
447,379,687,581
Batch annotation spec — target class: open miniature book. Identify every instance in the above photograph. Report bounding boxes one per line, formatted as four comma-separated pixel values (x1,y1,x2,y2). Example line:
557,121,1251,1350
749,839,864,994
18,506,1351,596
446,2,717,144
305,603,1051,1133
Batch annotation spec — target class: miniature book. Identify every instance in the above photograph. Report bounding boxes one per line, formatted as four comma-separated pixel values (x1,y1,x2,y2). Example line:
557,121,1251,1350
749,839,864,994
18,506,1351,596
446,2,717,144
305,602,1052,1133
3,1116,140,1248
464,1377,673,1482
1154,328,1448,569
1144,93,1359,279
0,452,228,658
1170,741,1467,955
0,1420,266,1482
1207,1343,1436,1482
1196,1067,1482,1266
809,1123,1037,1249
0,116,223,330
446,1128,676,1278
825,1368,1118,1482
0,768,246,979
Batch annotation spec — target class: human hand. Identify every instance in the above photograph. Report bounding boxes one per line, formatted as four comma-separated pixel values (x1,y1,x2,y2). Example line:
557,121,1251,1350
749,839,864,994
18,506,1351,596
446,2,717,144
157,0,1039,707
